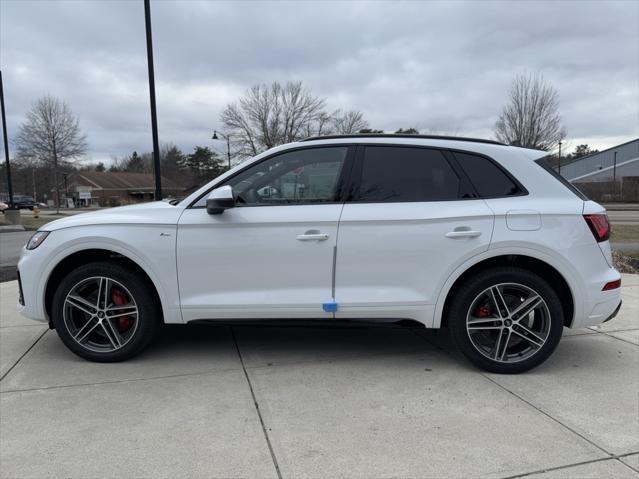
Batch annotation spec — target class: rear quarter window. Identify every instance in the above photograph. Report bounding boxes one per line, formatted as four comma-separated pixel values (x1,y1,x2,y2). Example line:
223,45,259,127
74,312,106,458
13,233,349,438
454,152,524,198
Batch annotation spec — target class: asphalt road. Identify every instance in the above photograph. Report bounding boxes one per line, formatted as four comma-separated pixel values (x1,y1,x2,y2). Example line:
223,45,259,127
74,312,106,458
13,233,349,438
608,209,639,225
0,231,31,268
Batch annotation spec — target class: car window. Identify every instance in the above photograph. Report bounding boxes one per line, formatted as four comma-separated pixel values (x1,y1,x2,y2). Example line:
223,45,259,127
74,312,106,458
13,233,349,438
219,147,348,206
454,152,523,197
353,146,461,202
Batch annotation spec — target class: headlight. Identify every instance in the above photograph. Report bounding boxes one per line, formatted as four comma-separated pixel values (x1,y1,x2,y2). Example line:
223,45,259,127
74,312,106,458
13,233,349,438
26,231,50,250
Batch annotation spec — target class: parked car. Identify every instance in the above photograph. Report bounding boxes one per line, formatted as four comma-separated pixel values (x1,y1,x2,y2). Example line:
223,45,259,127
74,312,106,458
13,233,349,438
12,195,37,210
17,135,622,373
0,200,7,212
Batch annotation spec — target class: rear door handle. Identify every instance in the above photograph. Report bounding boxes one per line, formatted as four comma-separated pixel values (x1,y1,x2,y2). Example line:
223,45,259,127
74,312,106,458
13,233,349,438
297,230,329,241
445,230,482,238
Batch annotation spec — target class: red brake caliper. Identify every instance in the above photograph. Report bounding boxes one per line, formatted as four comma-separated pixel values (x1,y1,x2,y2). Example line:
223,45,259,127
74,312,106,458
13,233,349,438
111,289,131,331
474,305,491,318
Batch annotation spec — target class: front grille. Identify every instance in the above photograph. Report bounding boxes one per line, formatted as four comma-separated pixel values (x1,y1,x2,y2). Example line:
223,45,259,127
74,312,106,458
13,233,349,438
16,269,24,306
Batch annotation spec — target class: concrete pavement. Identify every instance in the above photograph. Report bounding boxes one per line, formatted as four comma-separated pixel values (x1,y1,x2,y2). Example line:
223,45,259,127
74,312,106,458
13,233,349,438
0,278,637,478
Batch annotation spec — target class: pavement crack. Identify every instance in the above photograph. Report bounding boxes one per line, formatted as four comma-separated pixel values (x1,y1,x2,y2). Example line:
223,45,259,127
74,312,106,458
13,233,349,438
499,455,622,479
0,366,244,394
0,328,48,382
409,327,618,463
595,330,639,347
482,373,614,458
231,327,283,479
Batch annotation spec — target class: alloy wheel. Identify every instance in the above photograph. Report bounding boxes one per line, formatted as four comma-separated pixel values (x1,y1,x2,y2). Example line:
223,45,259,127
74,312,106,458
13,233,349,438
63,276,139,353
465,282,551,363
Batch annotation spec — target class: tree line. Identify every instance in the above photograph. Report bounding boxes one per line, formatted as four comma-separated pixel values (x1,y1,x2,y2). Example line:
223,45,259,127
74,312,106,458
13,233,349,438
4,73,595,209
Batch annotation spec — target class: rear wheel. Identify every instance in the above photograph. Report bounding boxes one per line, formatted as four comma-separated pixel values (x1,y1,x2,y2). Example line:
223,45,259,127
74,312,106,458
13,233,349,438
447,268,564,373
51,261,159,362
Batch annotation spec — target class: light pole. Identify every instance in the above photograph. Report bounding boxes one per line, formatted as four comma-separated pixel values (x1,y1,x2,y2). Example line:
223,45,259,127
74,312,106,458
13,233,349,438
144,0,162,200
0,70,15,209
212,130,232,170
613,151,618,200
557,140,562,175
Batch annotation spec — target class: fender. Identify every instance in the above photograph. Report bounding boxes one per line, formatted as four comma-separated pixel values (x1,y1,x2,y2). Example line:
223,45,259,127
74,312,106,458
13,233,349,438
37,231,182,325
431,243,582,328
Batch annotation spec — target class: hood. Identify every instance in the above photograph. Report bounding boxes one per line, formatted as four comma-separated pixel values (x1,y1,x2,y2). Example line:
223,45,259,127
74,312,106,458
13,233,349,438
40,201,182,231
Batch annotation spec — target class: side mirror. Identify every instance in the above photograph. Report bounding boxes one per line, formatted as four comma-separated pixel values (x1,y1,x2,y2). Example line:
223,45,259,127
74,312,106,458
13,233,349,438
206,185,235,215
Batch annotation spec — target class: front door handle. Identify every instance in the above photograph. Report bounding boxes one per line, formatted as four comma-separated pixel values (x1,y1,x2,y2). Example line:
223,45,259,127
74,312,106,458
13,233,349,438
297,230,329,241
445,229,482,238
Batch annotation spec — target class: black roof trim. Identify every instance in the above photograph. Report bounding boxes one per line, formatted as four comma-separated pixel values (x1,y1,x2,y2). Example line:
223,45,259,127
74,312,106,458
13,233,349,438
300,134,506,146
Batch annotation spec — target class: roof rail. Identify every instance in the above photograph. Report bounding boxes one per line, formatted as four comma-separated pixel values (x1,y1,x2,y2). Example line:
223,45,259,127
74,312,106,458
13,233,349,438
299,134,506,146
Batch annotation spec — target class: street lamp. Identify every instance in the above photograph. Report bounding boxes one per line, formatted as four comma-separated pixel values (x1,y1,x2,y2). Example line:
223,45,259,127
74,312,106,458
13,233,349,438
212,130,232,170
557,140,562,175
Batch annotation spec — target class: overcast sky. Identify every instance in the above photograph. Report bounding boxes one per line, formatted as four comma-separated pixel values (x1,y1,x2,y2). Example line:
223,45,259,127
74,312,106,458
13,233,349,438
1,0,638,164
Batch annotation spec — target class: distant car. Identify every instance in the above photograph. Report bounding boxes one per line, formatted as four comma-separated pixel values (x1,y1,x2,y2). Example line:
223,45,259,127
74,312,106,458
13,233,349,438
0,201,8,212
17,134,622,373
12,195,37,210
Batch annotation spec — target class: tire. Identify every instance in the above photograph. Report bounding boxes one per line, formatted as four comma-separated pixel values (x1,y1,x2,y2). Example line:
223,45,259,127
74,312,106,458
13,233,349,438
447,267,564,374
51,261,160,362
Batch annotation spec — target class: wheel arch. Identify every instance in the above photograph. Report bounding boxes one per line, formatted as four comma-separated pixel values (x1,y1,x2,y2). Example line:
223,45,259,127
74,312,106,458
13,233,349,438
44,248,166,328
435,252,576,329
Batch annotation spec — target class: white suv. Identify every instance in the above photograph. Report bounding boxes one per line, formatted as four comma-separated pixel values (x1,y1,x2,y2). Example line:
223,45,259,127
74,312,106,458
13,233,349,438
17,135,622,373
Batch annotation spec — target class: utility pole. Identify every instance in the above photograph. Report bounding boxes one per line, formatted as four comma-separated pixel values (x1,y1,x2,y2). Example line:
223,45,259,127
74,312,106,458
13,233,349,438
144,0,162,200
0,70,15,209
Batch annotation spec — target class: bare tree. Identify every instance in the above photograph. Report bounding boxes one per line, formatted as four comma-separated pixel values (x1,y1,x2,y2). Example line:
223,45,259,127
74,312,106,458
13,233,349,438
494,73,566,150
332,110,369,134
220,81,368,158
15,95,87,212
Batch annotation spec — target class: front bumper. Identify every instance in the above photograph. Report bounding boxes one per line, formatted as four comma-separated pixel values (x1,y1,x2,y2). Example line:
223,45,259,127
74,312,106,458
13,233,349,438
16,248,49,323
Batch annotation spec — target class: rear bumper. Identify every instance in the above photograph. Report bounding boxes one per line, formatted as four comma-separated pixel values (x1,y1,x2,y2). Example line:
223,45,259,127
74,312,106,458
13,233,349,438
574,286,622,328
603,300,622,323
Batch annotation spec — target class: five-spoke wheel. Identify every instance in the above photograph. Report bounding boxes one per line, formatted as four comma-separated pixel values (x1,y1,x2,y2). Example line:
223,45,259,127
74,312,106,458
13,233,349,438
466,283,551,363
448,268,564,373
52,261,159,362
63,276,139,353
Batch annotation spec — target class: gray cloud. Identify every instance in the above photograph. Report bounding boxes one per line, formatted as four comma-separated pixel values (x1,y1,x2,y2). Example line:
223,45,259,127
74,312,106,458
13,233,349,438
1,0,637,163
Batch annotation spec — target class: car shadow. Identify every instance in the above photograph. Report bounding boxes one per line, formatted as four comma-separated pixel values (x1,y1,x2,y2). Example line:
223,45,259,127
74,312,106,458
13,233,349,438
155,321,448,368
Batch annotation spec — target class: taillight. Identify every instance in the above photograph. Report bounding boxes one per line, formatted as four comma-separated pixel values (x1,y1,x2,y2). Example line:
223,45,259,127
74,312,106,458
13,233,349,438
602,279,621,291
583,214,611,242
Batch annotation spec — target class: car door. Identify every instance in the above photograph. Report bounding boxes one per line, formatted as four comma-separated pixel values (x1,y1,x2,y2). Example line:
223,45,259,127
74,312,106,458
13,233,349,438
334,145,494,325
177,146,353,321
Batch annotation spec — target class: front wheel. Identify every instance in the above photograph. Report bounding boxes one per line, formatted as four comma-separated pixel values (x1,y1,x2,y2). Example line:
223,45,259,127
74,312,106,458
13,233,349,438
51,261,160,362
447,268,564,374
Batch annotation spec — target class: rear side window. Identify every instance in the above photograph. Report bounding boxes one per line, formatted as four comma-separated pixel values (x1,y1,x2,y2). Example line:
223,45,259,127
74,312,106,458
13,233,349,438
535,156,588,200
454,152,523,198
354,147,461,202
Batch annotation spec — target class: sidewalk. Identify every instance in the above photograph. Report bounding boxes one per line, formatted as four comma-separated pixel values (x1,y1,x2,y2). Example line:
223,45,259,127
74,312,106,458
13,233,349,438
1,278,637,478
